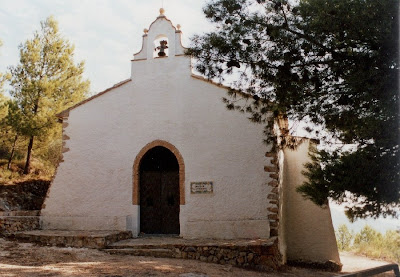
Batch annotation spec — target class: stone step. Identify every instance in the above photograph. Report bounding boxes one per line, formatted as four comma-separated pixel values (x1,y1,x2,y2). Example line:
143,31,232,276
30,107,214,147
107,236,277,250
107,240,177,250
104,237,282,270
12,230,132,249
103,248,174,258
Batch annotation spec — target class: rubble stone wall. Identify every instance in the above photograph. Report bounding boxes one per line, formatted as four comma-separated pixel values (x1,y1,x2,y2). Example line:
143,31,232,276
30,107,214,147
172,238,282,270
0,180,49,236
0,211,41,235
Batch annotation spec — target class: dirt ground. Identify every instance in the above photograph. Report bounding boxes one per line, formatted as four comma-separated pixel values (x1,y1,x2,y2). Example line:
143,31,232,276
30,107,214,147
1,238,397,277
339,251,394,275
0,238,340,277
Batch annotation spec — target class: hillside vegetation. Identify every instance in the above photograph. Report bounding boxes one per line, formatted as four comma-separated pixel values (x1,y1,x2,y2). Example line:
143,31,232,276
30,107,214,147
336,224,400,264
0,16,89,181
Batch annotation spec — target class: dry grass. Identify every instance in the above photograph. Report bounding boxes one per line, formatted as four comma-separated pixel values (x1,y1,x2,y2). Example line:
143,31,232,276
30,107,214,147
0,158,53,185
352,233,400,264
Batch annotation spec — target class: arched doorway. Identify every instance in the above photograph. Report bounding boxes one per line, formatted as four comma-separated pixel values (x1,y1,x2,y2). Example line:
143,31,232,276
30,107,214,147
139,146,180,234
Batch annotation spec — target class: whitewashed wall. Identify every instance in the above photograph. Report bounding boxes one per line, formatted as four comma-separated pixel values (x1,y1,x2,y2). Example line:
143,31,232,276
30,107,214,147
280,139,340,264
41,15,273,239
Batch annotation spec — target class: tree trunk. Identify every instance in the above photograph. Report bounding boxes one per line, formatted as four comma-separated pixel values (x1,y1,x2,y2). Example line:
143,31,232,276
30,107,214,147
24,102,39,175
23,136,34,174
7,134,18,170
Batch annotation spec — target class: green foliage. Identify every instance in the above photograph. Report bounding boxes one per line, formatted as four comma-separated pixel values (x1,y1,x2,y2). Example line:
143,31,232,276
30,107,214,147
335,224,353,251
336,224,400,264
351,225,400,263
0,42,22,163
8,16,89,137
188,0,399,219
381,230,400,262
0,97,28,168
0,93,7,123
0,39,7,118
353,225,382,245
6,16,90,174
36,132,62,168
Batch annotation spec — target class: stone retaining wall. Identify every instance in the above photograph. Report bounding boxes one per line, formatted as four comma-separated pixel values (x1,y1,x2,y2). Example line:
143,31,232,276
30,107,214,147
0,211,41,235
173,238,281,270
0,180,50,236
106,237,282,271
0,180,50,211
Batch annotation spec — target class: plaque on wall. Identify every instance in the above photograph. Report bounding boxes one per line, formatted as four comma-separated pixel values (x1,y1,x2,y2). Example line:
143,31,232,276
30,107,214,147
190,182,213,194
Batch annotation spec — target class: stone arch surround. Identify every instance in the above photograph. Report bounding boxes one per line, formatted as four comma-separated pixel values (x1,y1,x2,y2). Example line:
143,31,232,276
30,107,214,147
132,140,185,205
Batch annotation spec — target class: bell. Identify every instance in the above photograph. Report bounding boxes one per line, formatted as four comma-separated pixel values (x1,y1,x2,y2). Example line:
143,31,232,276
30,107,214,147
157,40,168,57
158,49,166,57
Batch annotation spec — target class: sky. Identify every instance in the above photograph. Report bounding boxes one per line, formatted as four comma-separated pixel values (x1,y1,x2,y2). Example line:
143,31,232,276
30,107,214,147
330,203,399,234
0,0,212,95
0,1,398,234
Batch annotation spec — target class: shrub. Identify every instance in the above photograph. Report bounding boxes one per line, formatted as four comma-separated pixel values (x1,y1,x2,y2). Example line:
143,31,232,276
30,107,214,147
337,224,400,264
336,224,354,251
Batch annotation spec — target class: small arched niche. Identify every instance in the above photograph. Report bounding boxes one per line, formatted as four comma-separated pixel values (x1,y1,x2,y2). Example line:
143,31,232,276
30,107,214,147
153,35,169,58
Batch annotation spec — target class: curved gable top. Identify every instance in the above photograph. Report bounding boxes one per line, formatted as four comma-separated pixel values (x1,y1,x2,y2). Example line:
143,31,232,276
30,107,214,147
147,11,177,33
133,9,185,60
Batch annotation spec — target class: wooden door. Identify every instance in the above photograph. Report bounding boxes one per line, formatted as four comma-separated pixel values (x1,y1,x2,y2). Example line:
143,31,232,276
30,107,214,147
160,171,180,234
139,146,180,234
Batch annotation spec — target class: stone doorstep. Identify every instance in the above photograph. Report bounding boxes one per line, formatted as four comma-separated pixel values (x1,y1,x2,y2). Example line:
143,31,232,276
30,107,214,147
12,230,133,249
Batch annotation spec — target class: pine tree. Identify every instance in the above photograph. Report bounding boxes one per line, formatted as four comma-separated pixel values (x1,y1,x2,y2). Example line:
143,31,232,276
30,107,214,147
187,0,399,219
335,224,353,251
0,39,14,164
8,16,90,174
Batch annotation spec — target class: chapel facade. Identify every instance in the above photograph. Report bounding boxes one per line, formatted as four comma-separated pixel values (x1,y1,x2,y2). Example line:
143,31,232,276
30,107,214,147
41,9,340,266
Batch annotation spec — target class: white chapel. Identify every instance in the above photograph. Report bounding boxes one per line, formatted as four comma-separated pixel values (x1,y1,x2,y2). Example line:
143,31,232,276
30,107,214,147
41,9,340,266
